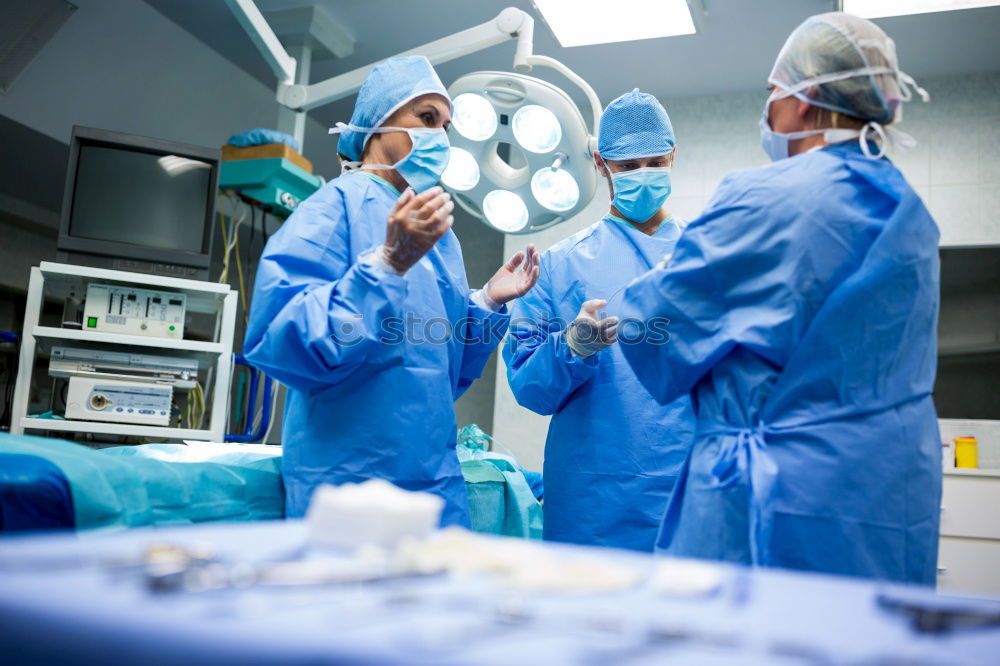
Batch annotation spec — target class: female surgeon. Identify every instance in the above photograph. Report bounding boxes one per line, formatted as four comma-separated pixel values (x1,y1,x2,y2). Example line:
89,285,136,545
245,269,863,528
245,56,539,525
618,13,941,583
504,90,694,552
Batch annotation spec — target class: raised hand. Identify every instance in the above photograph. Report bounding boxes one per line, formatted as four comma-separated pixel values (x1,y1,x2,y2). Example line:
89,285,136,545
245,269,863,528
566,299,619,358
383,186,454,273
485,244,540,305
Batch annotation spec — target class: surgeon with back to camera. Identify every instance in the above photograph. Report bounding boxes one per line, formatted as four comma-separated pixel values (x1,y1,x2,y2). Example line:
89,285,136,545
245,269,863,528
245,55,540,525
618,13,941,583
504,89,695,552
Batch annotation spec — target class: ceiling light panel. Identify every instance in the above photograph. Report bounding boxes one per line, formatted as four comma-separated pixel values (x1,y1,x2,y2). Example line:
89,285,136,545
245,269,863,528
843,0,1000,18
532,0,696,48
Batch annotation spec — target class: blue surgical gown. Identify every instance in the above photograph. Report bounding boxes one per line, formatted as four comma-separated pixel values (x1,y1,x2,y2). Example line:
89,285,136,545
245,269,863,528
619,142,942,583
504,216,695,551
244,172,510,524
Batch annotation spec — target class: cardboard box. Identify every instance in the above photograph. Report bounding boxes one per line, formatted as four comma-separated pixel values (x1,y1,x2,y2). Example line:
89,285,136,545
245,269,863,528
220,142,313,174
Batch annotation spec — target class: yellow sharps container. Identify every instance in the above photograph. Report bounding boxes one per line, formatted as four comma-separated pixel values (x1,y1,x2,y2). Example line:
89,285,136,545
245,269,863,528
954,436,979,469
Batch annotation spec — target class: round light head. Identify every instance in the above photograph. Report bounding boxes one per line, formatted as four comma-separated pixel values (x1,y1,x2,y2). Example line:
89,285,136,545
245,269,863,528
531,167,579,212
445,71,600,235
441,147,480,191
483,189,529,232
452,93,497,142
512,104,562,154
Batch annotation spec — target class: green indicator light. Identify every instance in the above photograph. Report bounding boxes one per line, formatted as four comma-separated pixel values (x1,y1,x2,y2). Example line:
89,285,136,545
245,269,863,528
87,317,98,328
169,325,176,331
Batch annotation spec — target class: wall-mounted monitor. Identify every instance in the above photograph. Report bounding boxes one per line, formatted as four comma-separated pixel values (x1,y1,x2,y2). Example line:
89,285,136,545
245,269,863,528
57,125,219,280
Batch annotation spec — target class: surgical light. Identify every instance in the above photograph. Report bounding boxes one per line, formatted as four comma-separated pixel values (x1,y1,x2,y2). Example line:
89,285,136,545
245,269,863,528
531,0,697,48
441,147,480,191
452,93,498,141
444,70,600,234
531,167,579,212
513,105,562,153
842,0,1000,18
483,189,529,232
227,2,603,234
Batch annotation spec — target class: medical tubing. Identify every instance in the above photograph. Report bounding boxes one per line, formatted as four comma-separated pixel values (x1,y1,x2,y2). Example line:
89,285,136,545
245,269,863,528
227,355,274,443
261,379,280,444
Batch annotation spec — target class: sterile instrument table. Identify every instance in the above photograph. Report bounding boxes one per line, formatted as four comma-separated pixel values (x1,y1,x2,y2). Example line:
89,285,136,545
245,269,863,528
2,521,999,666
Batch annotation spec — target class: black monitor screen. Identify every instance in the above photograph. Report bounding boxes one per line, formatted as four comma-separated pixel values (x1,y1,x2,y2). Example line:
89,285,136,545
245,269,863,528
934,247,1000,420
69,144,212,253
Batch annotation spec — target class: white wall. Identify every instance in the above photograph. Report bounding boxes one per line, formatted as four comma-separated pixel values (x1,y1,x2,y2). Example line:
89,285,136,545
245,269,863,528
493,71,1000,472
0,0,338,179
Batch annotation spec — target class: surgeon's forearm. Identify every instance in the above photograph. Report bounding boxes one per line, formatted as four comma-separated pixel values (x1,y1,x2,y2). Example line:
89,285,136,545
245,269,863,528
249,260,410,390
505,329,599,415
360,245,406,276
454,298,510,398
469,287,502,313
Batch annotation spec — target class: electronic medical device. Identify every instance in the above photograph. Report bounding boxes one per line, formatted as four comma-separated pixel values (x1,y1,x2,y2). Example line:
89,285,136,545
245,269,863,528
65,376,173,426
49,346,198,389
56,125,220,281
83,284,186,339
218,143,323,217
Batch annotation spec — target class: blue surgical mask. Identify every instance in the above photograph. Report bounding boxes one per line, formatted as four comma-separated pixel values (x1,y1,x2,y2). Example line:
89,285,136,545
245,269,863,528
759,97,826,162
382,127,450,192
609,166,672,223
329,123,451,192
759,94,878,162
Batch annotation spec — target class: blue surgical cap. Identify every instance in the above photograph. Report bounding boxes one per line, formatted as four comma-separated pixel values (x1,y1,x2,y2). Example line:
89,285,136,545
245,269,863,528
337,55,451,162
597,89,675,161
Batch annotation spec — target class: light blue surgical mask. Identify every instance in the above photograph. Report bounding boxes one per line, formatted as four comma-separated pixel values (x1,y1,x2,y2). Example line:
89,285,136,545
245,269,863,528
330,123,451,192
608,166,672,223
759,94,882,162
759,96,826,162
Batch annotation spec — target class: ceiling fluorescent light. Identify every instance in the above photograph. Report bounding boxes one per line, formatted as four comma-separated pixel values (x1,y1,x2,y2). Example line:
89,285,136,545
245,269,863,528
532,0,696,48
842,0,1000,19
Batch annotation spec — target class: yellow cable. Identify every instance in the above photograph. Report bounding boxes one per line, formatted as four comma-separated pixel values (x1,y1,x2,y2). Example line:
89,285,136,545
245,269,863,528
218,198,230,284
199,385,206,429
233,229,249,325
194,383,206,430
191,385,199,430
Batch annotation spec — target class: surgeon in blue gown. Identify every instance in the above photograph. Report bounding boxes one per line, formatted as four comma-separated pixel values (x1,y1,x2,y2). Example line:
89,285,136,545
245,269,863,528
245,56,539,524
504,90,695,551
618,13,942,583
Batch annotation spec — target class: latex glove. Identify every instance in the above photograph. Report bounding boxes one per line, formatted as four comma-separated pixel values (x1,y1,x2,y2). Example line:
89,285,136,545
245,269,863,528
566,299,618,358
382,186,454,274
484,244,540,306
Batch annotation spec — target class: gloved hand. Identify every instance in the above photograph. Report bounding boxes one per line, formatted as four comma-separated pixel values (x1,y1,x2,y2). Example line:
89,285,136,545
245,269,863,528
566,299,618,358
382,186,454,273
485,244,540,306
